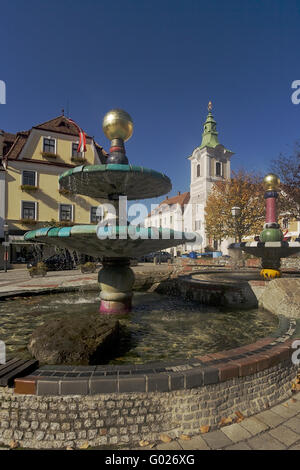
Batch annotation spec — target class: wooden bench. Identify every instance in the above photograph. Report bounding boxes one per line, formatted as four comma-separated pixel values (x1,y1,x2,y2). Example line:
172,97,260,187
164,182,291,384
0,358,39,387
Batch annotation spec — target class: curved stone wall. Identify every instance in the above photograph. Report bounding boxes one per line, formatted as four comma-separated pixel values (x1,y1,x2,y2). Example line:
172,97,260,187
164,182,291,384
0,361,297,449
0,276,299,449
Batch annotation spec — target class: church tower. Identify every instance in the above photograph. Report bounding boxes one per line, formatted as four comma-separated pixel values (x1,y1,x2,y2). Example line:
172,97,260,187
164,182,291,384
188,102,234,250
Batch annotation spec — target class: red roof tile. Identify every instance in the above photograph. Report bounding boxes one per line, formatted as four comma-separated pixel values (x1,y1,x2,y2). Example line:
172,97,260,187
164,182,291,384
159,191,190,207
33,115,94,139
1,116,107,163
147,192,190,217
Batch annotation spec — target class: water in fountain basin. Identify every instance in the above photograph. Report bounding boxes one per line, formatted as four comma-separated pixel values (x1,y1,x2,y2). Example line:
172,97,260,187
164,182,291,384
0,291,279,364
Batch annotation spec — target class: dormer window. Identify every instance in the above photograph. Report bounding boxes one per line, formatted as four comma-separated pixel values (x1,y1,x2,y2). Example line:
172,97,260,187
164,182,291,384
72,142,83,159
43,137,56,154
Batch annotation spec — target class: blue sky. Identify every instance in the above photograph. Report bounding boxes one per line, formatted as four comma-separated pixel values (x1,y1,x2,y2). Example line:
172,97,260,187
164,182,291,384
1,0,300,208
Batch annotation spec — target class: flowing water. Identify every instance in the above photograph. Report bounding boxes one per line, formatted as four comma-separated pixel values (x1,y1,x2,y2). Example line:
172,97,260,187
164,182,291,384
0,291,279,365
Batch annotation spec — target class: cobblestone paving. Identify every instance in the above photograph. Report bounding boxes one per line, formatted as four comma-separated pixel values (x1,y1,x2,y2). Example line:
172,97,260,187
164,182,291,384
130,392,300,451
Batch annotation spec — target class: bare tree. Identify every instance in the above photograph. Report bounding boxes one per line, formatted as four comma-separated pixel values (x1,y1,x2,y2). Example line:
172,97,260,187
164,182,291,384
271,143,300,221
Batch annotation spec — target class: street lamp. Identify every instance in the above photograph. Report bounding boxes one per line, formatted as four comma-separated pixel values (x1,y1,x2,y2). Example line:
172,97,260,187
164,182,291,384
231,206,241,243
3,223,9,273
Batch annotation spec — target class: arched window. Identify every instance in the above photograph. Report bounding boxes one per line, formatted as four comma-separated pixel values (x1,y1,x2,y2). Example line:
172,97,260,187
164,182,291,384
197,164,201,177
216,162,222,177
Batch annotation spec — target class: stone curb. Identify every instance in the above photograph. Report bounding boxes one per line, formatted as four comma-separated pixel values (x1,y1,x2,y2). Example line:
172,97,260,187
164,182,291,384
129,392,300,451
14,316,298,396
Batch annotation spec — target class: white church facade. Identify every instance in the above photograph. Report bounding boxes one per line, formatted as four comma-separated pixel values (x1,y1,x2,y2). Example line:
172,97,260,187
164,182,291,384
145,103,234,255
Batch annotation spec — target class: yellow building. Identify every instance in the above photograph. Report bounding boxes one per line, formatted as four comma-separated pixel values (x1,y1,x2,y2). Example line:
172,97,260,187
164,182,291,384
0,114,107,265
242,216,299,244
279,215,300,241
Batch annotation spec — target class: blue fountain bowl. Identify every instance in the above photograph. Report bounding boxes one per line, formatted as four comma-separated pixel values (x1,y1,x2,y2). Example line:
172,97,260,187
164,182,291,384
59,164,172,200
24,225,197,258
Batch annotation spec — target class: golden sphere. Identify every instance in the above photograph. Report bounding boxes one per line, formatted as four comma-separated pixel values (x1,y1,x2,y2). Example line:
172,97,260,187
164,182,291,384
263,173,280,191
102,109,133,142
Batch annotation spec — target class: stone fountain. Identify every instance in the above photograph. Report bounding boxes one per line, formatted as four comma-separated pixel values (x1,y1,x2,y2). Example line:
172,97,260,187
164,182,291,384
229,173,300,279
24,109,196,313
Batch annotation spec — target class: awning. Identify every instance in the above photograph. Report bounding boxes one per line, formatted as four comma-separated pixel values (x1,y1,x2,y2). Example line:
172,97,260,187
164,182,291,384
8,235,44,245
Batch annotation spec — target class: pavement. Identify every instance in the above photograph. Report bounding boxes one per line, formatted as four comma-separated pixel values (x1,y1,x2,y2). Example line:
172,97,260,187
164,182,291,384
0,264,171,296
0,265,299,451
0,265,298,297
130,392,300,451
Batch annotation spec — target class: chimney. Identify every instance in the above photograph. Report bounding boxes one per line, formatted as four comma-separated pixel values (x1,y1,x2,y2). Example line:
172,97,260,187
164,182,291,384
177,191,181,196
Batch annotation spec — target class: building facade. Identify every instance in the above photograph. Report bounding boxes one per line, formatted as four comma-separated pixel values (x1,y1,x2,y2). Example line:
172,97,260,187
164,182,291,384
144,191,190,256
0,115,107,265
146,104,234,255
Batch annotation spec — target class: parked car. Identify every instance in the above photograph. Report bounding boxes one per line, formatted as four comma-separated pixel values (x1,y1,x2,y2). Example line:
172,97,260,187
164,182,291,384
199,252,213,258
139,251,171,263
159,251,172,262
139,252,155,262
27,253,75,271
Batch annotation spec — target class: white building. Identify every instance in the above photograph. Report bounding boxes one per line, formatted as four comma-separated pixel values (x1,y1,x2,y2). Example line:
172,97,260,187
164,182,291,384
146,103,234,255
144,191,191,256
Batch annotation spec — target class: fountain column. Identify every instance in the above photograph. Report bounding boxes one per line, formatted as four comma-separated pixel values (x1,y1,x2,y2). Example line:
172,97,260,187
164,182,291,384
98,257,135,314
259,173,283,279
98,109,135,314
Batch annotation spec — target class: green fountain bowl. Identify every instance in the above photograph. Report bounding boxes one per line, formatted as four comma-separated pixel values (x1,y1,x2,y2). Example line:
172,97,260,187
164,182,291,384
59,164,172,200
24,225,197,258
259,228,283,243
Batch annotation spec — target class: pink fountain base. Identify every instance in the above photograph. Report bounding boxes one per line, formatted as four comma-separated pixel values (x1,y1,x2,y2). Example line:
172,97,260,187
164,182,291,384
99,298,132,315
265,197,277,224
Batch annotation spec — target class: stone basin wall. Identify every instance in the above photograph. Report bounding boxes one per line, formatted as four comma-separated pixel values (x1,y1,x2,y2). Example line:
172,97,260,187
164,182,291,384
0,271,299,449
0,361,297,449
246,257,300,269
172,255,300,273
154,277,258,309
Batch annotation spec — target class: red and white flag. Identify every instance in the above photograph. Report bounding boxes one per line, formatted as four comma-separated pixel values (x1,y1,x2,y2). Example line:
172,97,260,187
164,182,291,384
2,155,8,170
66,118,87,153
283,229,289,241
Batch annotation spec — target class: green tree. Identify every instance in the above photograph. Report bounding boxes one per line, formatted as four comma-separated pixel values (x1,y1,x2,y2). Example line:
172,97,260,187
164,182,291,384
205,170,265,243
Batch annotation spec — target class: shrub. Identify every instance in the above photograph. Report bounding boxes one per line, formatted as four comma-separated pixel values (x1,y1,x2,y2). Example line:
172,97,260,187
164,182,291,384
79,261,97,273
20,218,37,225
20,184,38,191
41,151,59,159
28,262,47,277
71,156,86,164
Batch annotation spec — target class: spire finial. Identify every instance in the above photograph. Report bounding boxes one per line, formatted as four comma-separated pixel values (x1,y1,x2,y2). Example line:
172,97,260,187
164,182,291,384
199,101,219,149
61,108,65,116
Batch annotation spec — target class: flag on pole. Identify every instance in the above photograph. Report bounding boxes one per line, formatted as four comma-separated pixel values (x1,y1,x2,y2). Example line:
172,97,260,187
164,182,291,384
2,155,7,170
283,229,289,241
66,118,87,153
